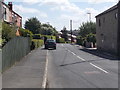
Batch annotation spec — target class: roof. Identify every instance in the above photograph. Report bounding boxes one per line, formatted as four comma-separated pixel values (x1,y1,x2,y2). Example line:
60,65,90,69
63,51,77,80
96,3,118,18
2,2,22,18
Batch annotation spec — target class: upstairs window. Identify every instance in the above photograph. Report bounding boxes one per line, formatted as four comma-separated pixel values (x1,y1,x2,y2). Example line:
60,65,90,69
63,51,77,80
115,13,118,19
103,17,105,23
99,19,101,27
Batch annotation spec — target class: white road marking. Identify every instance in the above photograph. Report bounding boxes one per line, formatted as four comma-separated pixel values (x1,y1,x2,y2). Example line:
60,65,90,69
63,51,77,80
42,50,49,88
71,52,76,55
90,63,109,74
77,56,86,61
67,49,86,61
64,47,109,74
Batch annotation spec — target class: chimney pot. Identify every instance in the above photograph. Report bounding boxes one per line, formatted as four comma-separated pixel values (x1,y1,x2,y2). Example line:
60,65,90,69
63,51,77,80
8,2,13,10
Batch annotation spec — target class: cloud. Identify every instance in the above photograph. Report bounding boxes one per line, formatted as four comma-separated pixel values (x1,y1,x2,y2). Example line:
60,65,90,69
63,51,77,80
5,0,118,4
87,0,117,3
5,0,118,30
13,5,47,18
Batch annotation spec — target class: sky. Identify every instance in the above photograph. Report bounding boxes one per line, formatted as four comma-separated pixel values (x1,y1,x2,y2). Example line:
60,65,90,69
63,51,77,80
4,0,118,31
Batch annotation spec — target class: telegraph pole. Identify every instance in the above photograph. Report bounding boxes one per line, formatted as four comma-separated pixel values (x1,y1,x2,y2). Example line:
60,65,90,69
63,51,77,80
70,20,72,44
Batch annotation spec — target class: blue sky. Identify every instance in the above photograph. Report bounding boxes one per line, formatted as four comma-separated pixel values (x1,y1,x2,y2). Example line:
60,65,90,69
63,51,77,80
5,0,118,31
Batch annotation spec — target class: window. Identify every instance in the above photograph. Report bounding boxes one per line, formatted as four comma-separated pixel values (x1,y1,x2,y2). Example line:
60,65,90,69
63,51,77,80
115,13,118,19
3,7,7,20
99,19,101,27
103,17,105,23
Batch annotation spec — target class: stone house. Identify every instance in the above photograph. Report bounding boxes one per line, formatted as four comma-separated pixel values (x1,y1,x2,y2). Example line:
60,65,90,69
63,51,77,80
96,1,120,57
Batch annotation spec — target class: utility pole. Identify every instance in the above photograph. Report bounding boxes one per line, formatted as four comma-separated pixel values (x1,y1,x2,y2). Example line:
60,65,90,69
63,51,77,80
87,12,91,22
70,20,72,44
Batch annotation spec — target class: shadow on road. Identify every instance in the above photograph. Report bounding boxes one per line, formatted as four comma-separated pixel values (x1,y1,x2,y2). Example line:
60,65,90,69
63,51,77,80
79,48,119,61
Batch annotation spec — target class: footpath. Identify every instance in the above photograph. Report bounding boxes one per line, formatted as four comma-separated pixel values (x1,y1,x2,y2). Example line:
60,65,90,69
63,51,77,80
2,47,47,88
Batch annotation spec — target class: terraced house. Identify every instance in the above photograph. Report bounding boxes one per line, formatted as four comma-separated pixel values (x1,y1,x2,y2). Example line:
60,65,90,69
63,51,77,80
0,1,22,35
96,1,120,57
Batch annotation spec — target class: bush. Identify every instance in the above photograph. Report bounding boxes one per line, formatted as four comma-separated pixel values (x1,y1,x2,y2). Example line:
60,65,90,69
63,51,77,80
2,22,16,46
31,39,44,49
20,28,33,40
41,35,56,40
58,38,65,43
33,34,41,39
76,36,84,45
86,33,96,43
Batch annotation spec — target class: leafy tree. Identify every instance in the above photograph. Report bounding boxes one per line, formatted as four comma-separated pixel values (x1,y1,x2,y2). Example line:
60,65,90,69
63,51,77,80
61,26,68,41
24,17,41,34
79,21,96,38
41,23,57,35
77,22,96,46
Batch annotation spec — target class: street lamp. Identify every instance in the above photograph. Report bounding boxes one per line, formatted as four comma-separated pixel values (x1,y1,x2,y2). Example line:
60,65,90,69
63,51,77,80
87,12,91,22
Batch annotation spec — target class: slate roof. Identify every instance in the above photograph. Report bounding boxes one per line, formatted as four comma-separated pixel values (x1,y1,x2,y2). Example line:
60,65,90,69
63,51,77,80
96,3,118,18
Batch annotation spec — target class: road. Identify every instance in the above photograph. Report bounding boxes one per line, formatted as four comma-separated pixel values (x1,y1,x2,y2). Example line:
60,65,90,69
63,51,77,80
47,44,119,88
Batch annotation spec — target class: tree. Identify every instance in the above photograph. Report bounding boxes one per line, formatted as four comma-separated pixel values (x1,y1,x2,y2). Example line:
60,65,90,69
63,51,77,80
77,21,96,47
79,21,96,38
61,26,68,41
41,23,57,35
24,17,41,34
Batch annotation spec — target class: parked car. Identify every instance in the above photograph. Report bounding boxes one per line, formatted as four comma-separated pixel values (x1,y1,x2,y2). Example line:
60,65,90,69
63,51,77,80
45,39,56,49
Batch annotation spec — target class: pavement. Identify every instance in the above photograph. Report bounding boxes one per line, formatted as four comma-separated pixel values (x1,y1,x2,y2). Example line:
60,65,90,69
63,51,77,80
47,44,119,88
2,47,47,88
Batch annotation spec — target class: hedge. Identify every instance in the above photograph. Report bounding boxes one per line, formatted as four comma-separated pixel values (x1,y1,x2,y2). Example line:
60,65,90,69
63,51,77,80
31,39,44,49
58,38,65,43
41,35,56,40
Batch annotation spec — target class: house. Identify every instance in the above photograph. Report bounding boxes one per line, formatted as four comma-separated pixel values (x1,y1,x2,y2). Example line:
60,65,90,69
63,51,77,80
57,31,77,43
96,1,120,57
1,1,22,36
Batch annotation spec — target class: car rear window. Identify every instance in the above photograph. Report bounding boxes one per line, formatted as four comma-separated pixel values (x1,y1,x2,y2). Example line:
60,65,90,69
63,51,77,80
46,40,55,42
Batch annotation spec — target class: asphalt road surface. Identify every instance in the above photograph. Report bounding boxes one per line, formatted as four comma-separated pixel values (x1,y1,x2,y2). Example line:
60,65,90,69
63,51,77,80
47,44,119,88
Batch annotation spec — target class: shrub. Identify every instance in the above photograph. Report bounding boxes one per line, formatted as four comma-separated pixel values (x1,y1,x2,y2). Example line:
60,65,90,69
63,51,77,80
33,34,41,39
76,36,84,45
86,33,96,43
41,35,56,40
2,22,16,46
31,39,44,49
20,28,33,40
58,38,65,43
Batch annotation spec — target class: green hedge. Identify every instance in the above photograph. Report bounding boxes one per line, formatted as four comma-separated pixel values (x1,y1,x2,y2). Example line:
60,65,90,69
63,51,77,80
58,38,65,43
41,35,56,40
32,34,41,39
31,39,44,49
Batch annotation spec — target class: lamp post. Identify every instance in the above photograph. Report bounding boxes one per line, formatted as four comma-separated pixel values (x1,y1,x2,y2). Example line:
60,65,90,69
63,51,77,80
87,12,91,22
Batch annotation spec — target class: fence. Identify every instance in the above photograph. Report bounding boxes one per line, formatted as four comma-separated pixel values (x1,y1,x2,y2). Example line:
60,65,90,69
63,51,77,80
2,36,30,72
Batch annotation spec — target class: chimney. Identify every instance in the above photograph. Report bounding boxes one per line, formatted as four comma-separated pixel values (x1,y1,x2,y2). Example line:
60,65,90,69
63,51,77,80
8,2,12,10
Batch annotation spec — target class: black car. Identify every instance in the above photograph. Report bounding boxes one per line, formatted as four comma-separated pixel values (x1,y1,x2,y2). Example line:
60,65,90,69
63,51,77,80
44,39,56,49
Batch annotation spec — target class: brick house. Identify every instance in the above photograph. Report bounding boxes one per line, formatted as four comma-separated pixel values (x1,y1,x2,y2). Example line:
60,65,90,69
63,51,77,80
1,1,22,36
96,1,120,57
